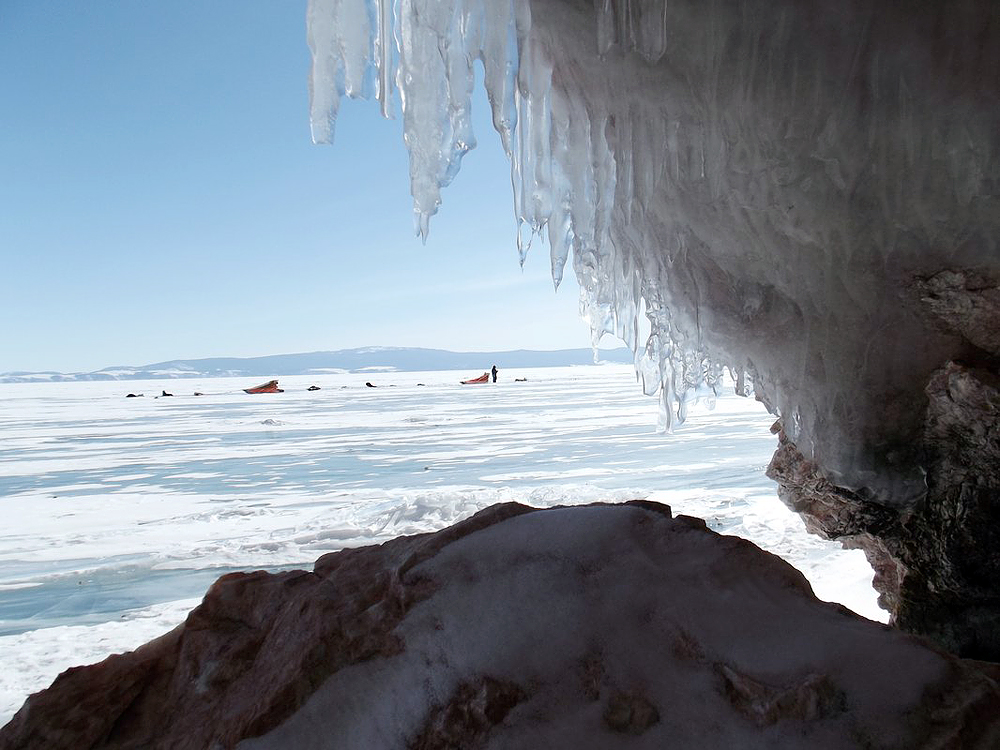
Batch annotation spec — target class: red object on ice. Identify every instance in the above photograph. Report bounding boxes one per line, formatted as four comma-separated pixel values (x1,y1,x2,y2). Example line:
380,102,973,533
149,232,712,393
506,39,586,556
244,380,284,394
461,372,490,385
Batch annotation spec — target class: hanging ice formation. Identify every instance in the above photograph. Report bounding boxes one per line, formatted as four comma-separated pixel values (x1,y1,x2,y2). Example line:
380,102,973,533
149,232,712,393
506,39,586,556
307,0,1000,505
306,0,725,431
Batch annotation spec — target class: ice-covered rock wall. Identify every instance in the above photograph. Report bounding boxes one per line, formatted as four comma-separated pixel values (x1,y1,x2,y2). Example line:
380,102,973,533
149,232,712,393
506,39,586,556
308,0,1000,656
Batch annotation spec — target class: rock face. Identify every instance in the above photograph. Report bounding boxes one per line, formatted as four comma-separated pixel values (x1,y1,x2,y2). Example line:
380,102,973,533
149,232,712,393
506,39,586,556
770,360,1000,660
3,502,999,749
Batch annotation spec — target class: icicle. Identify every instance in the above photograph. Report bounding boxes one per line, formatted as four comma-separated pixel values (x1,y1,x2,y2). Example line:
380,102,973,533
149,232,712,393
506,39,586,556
374,0,396,117
632,0,668,62
595,0,615,56
480,0,519,155
594,0,668,62
307,0,343,144
308,0,727,434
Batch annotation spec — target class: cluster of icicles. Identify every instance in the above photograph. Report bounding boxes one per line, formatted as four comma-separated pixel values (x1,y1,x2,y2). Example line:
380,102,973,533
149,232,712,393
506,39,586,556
307,0,736,428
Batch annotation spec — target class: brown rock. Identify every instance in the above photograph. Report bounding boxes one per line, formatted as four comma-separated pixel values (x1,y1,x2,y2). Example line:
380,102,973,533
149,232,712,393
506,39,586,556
603,690,660,735
768,361,1000,659
915,271,1000,357
409,677,527,750
0,503,532,750
717,664,845,726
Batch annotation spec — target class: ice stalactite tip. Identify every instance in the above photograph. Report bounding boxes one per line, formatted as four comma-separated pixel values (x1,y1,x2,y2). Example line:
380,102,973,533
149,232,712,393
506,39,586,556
307,0,727,434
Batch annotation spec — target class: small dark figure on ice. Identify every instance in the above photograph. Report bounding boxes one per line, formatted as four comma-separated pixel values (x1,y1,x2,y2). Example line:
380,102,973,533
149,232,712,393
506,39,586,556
491,365,498,383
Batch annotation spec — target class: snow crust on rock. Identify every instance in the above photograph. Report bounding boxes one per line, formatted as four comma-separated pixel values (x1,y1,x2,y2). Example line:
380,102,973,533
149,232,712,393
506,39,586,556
307,0,1000,502
241,504,996,749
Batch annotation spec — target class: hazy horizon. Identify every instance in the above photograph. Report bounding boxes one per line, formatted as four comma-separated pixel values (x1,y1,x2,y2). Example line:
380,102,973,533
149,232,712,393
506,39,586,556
1,342,633,377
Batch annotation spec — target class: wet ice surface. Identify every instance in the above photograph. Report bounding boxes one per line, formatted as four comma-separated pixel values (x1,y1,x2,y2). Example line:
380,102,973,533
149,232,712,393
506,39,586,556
0,365,880,724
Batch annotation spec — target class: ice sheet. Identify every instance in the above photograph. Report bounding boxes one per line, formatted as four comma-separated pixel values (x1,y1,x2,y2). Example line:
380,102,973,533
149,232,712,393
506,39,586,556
0,365,880,725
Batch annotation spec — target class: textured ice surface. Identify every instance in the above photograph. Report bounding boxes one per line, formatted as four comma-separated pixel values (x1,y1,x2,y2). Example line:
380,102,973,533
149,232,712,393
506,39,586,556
0,367,879,724
308,0,1000,501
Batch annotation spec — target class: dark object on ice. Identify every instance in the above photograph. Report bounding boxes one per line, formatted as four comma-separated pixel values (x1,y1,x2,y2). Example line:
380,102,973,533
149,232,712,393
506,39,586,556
515,378,527,382
307,385,321,391
461,372,489,385
491,364,498,382
244,380,284,394
125,393,143,398
161,390,173,397
365,382,377,388
193,392,204,396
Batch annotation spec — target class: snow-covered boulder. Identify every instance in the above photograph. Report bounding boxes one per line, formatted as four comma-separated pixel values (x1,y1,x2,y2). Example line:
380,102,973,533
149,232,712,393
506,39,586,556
3,502,998,749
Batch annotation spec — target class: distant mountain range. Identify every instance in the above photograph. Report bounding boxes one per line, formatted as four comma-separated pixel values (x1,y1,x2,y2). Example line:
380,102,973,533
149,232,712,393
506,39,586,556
0,347,635,383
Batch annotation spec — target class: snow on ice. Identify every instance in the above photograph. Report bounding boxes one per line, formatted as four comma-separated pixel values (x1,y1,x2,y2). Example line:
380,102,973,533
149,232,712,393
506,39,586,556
0,366,878,724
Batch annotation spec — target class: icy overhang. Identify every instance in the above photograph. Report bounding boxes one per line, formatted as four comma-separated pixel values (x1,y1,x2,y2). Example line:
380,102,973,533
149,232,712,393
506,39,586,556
308,0,1000,503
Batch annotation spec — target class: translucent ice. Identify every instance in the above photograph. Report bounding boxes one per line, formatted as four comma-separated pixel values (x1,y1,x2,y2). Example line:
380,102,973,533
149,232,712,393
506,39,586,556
308,0,1000,503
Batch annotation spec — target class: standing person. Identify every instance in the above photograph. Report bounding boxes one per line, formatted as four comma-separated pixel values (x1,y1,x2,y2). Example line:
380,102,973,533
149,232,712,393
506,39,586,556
491,364,498,383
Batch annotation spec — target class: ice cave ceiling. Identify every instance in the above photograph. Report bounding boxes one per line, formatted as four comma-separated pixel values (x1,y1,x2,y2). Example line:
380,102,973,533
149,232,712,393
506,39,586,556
308,0,1000,658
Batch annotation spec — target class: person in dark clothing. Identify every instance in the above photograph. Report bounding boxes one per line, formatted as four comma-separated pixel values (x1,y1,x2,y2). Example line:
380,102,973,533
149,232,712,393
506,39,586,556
491,365,498,383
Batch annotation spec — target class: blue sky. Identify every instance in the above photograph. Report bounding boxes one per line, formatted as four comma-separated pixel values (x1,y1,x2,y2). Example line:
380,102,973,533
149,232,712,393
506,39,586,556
0,1,595,373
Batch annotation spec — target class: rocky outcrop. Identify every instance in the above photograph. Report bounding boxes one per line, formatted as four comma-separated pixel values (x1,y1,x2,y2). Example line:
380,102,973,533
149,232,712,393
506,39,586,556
4,502,1000,749
0,503,533,750
768,361,1000,660
916,271,1000,358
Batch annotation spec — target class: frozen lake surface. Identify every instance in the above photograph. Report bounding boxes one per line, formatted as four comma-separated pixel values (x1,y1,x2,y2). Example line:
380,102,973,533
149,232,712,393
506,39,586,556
0,365,880,724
